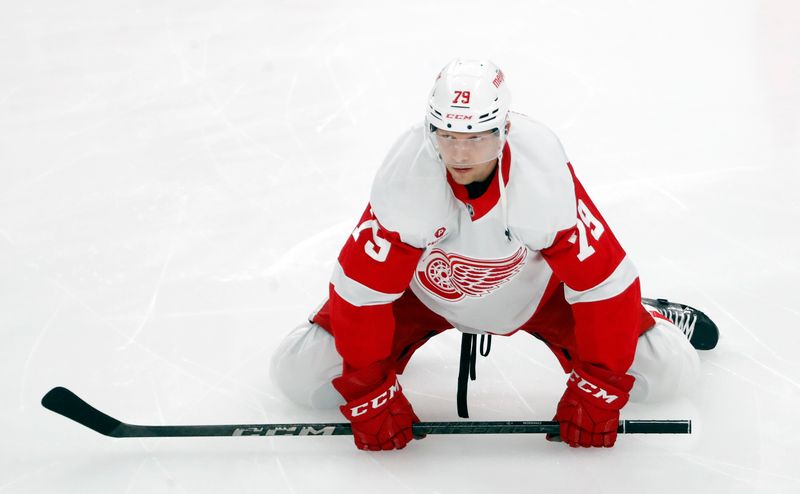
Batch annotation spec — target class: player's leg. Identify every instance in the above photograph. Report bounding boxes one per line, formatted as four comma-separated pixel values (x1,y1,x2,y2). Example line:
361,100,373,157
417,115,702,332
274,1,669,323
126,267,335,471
627,315,700,402
520,288,717,403
270,291,452,409
628,299,719,402
269,318,344,409
525,315,702,404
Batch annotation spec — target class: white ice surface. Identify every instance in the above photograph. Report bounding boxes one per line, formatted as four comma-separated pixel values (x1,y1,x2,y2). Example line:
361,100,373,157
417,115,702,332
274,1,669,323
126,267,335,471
1,1,799,493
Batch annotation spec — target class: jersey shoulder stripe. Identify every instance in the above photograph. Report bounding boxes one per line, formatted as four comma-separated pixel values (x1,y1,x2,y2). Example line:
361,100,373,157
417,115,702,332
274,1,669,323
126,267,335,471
563,255,639,304
331,261,405,307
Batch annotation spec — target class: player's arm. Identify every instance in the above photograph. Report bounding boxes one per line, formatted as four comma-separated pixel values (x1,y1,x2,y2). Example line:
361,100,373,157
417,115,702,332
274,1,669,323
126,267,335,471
328,204,424,450
541,163,643,448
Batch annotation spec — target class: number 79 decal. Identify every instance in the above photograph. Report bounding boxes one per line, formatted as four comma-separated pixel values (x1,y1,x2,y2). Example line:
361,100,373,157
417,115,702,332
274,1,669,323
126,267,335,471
568,199,605,261
452,91,471,104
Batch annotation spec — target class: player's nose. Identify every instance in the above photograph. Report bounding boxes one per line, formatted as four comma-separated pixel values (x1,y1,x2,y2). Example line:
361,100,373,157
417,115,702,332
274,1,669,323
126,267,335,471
450,142,470,160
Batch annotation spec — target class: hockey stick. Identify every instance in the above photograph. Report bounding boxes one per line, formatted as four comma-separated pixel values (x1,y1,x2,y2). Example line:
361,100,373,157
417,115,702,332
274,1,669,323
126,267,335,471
42,386,691,438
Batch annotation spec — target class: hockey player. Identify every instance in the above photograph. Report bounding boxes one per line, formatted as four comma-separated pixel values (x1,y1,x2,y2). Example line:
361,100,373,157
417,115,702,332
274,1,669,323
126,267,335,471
270,59,718,451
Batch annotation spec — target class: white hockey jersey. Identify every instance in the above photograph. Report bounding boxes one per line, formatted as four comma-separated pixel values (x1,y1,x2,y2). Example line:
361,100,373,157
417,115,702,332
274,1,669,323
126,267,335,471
324,113,653,375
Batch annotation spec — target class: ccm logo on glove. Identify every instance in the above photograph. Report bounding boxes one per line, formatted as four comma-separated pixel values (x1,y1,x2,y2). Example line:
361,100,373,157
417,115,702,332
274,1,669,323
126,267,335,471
345,378,401,418
569,370,620,404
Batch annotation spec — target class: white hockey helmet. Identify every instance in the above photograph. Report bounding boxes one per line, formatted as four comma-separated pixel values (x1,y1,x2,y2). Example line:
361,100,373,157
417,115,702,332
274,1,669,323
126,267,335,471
426,59,511,134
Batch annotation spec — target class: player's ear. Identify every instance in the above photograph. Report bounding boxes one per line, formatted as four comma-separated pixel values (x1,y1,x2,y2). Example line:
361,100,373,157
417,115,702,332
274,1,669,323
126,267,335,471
505,120,511,135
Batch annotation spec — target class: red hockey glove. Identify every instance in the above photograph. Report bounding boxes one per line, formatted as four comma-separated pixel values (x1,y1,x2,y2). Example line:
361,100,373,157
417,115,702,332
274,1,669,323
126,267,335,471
550,364,634,448
333,367,420,451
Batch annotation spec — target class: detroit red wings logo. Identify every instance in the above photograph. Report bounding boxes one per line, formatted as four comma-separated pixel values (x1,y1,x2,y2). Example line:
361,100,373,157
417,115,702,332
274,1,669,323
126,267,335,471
416,247,528,301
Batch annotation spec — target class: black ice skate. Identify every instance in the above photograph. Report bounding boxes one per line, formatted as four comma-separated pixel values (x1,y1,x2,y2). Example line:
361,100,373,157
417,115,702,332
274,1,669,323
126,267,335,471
642,297,719,350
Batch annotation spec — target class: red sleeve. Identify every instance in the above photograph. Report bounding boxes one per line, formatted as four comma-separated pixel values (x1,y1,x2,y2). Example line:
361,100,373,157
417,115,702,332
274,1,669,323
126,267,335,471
329,204,423,371
541,163,644,374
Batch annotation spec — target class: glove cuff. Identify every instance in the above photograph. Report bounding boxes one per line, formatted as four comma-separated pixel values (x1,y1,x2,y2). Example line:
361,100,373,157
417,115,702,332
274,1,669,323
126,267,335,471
332,361,391,401
567,364,633,410
339,371,403,422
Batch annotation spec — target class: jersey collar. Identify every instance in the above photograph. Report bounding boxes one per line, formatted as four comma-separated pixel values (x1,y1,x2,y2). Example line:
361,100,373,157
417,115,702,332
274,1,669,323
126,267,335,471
446,141,511,221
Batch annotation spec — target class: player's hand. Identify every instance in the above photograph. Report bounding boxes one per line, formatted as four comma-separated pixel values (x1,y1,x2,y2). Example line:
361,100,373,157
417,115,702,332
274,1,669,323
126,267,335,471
549,364,634,448
333,368,420,451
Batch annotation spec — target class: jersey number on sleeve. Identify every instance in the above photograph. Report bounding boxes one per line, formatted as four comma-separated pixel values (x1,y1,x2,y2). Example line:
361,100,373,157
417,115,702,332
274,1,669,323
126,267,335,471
352,216,392,262
569,199,606,262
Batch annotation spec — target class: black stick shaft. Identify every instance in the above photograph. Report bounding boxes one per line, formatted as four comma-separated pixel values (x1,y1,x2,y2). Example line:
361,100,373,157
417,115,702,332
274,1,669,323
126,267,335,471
85,420,692,438
42,386,691,438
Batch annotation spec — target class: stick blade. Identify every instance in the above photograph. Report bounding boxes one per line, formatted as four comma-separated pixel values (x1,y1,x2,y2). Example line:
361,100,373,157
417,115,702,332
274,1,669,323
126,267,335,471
42,387,122,437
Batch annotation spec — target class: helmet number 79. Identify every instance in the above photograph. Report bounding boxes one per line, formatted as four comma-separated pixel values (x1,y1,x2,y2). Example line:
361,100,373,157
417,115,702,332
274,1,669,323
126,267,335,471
452,91,471,104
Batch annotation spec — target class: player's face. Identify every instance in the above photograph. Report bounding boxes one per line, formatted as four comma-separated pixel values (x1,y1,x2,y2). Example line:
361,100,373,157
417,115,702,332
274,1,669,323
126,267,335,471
434,128,501,185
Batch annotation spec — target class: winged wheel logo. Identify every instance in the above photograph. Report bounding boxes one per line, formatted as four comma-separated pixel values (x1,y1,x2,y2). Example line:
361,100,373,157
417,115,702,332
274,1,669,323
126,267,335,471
416,247,528,301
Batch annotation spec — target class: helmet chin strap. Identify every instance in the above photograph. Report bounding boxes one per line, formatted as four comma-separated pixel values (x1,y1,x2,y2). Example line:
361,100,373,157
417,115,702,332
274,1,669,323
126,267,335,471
496,149,511,242
497,121,511,241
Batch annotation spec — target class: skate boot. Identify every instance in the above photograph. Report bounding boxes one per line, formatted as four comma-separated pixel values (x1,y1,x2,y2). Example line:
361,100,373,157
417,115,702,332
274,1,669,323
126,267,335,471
642,297,719,350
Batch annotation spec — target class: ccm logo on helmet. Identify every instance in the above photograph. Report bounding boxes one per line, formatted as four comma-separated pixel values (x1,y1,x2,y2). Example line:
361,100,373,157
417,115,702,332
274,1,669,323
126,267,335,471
569,370,619,404
446,114,472,120
347,378,402,417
